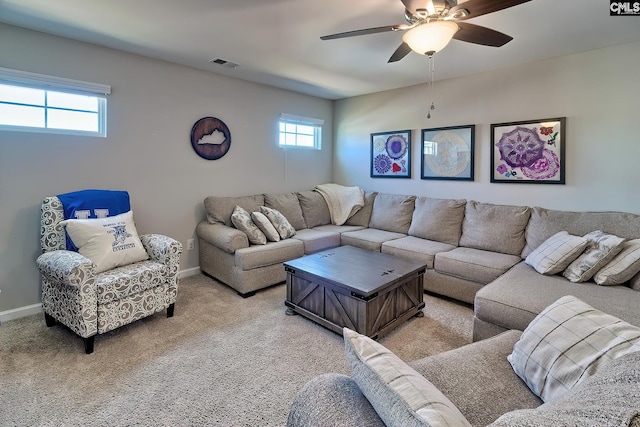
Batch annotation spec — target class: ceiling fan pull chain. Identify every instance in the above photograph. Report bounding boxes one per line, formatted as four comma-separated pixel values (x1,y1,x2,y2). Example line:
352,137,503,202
427,53,435,119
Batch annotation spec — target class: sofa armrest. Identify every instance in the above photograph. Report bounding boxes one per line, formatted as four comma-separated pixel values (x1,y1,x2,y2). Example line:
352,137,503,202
287,373,385,427
140,234,183,268
196,221,249,254
36,250,96,288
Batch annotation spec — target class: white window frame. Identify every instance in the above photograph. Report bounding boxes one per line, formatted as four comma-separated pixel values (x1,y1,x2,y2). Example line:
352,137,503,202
278,113,323,150
0,67,110,137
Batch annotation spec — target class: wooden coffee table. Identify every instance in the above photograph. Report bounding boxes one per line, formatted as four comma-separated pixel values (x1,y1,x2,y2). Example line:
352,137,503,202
284,245,426,339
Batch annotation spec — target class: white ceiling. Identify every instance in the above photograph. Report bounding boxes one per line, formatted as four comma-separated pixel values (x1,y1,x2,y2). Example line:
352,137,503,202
1,0,640,100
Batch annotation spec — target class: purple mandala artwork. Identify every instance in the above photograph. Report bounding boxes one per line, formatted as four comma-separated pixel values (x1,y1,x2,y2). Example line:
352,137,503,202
385,135,408,160
521,149,560,180
496,126,545,168
374,154,392,174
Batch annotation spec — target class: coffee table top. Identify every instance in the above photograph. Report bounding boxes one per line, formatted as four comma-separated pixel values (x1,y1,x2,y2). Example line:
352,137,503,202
283,245,427,297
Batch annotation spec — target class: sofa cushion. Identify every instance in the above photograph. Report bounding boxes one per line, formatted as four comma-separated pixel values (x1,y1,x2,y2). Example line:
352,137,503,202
291,229,341,254
459,201,531,256
231,206,267,245
260,206,296,239
474,262,640,335
234,238,304,271
408,197,466,246
344,328,472,427
346,191,377,227
434,247,522,284
62,210,149,273
341,228,406,252
521,206,640,258
525,231,588,275
251,212,280,242
368,193,416,234
264,192,307,230
296,190,331,229
508,295,640,403
593,238,640,285
204,194,264,227
490,350,640,427
562,230,626,282
313,224,365,234
381,236,456,269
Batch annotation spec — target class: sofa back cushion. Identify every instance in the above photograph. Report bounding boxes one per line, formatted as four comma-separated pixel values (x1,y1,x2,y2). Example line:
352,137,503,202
368,193,416,234
264,192,307,230
408,197,466,246
297,190,331,229
345,191,377,227
205,194,265,227
522,207,640,258
459,201,531,256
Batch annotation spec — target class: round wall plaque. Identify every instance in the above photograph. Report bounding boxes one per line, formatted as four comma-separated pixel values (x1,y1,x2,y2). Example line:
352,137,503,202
190,117,231,160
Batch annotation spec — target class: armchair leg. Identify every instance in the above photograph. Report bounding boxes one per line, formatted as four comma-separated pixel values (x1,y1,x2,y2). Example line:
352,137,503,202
44,312,56,327
84,336,95,354
167,303,175,318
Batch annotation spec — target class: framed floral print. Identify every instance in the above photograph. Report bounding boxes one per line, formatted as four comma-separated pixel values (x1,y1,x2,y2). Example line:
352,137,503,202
421,124,474,181
491,117,566,184
370,130,412,178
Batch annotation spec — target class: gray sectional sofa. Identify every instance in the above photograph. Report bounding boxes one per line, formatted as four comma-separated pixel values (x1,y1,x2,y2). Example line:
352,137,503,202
196,188,640,338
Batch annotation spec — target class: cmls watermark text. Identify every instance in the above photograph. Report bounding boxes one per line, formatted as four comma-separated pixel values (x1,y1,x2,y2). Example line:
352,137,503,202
610,1,640,15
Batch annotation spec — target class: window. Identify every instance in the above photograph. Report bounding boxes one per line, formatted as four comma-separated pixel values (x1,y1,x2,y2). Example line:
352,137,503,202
278,113,323,150
0,67,110,137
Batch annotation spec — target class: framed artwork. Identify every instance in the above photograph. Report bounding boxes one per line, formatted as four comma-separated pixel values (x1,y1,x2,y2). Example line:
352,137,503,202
491,117,566,184
370,130,412,178
421,125,474,181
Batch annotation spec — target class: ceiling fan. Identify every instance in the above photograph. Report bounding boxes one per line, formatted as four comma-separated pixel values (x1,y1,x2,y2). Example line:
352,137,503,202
320,0,532,63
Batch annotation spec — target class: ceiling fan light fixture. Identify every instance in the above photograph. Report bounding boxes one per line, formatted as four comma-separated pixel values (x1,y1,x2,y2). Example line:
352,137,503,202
402,21,459,55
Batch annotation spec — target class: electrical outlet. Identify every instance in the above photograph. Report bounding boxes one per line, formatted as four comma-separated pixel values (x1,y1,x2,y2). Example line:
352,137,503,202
187,239,195,251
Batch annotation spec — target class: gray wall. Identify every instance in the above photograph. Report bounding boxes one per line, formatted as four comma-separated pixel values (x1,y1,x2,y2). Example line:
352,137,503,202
0,23,333,313
334,41,640,214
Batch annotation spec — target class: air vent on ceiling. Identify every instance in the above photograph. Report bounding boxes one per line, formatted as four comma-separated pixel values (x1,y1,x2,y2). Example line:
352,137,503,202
209,58,238,69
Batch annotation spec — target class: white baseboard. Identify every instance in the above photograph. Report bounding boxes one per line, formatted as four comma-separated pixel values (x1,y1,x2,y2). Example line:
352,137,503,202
1,267,202,323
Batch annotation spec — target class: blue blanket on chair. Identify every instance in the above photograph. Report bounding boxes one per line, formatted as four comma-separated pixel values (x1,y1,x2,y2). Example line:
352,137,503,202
57,189,131,250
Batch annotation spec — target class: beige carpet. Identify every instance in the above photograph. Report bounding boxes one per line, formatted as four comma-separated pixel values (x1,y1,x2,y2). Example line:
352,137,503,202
0,274,473,426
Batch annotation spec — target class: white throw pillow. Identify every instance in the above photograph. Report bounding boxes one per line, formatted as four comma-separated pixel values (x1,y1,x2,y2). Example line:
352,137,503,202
260,206,296,239
230,205,266,245
62,210,149,273
562,231,626,282
525,231,588,275
507,295,640,403
593,239,640,285
344,328,472,427
250,211,280,242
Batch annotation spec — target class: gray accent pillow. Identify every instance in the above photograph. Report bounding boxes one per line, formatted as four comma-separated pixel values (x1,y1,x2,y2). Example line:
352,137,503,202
343,328,472,427
368,193,416,234
459,201,531,256
260,206,296,239
593,238,640,285
230,205,266,245
408,197,466,246
346,191,377,227
204,194,265,227
264,193,307,230
525,231,588,275
297,190,331,229
562,230,626,283
507,295,640,403
251,211,280,242
632,272,640,291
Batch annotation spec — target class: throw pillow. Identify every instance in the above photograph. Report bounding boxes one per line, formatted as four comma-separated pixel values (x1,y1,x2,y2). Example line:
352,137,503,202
260,206,296,239
524,231,588,275
562,231,626,283
250,211,280,242
507,295,640,403
230,206,266,245
593,239,640,286
61,210,149,273
343,328,472,427
631,272,640,291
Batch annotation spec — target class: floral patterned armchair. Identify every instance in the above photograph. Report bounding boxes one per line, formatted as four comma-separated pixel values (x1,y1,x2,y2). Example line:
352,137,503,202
36,195,182,354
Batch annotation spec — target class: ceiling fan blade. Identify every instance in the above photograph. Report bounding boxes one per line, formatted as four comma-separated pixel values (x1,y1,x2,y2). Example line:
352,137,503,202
452,22,513,47
449,0,531,20
321,25,400,40
388,42,412,63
